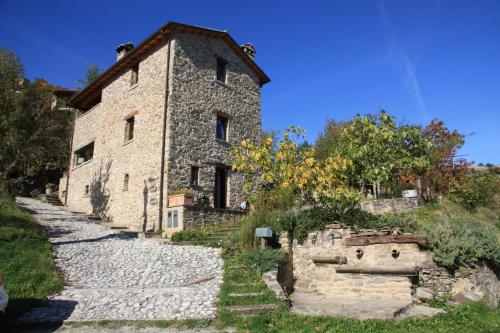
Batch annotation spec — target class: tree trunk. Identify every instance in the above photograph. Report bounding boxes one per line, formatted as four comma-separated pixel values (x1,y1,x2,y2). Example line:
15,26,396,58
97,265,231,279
416,177,422,198
372,182,377,199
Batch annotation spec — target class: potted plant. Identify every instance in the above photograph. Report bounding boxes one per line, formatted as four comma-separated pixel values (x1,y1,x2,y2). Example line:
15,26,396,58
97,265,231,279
45,183,56,195
168,188,194,207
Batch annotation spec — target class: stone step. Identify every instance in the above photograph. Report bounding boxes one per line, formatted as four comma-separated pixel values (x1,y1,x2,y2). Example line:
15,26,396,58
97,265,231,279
228,292,264,297
227,304,278,315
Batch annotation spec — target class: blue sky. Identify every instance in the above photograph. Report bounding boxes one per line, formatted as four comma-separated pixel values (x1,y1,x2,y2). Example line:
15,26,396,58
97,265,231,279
1,0,499,164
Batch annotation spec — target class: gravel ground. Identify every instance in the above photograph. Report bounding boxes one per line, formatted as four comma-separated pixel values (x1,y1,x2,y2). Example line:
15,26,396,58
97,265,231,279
15,197,223,322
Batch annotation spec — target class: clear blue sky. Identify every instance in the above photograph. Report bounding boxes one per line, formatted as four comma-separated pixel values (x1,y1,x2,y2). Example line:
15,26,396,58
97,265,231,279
1,0,499,164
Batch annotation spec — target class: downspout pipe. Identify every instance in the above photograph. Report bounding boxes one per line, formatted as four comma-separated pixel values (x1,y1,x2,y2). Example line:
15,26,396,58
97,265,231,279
64,108,77,205
158,35,172,232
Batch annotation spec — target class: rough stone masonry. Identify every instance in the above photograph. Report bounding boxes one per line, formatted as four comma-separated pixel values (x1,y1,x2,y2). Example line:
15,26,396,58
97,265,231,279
62,22,269,232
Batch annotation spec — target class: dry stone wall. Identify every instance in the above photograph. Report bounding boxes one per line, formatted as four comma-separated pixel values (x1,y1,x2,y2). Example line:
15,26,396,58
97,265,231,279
360,197,421,214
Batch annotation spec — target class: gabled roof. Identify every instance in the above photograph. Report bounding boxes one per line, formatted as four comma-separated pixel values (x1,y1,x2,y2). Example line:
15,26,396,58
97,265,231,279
71,22,270,109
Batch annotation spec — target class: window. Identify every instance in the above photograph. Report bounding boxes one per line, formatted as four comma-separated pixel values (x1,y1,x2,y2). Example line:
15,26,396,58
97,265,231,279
216,58,227,83
167,210,179,228
216,115,228,141
190,166,199,186
125,116,135,142
131,63,139,86
84,185,89,196
123,174,129,191
74,142,94,166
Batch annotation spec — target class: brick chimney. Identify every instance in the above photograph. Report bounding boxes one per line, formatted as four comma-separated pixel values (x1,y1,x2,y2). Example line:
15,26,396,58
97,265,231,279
115,42,134,62
240,42,256,59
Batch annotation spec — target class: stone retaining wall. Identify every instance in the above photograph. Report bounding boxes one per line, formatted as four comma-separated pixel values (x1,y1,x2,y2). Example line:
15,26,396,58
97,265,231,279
183,206,246,228
163,205,246,237
281,226,432,301
360,197,421,214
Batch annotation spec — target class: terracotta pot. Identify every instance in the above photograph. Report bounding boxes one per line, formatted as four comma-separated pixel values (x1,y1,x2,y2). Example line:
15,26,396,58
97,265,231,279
168,194,193,207
45,188,54,195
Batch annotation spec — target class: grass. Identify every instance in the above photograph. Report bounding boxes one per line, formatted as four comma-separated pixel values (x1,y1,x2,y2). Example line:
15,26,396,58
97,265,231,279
378,195,500,239
0,190,63,327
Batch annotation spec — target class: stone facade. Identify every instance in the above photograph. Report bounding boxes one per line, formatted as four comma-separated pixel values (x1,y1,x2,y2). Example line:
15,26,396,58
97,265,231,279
282,226,432,301
164,205,246,237
64,23,267,232
360,197,421,214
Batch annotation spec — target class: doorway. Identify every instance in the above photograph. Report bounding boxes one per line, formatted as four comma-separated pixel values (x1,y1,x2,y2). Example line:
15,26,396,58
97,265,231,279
214,167,227,209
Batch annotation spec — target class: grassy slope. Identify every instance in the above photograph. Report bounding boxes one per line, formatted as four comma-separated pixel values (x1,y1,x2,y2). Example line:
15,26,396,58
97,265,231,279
0,191,63,325
411,196,500,238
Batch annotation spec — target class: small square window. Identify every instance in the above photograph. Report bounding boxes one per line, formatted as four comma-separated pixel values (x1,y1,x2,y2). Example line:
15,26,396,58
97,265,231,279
216,115,228,141
216,58,227,83
84,185,89,196
123,174,129,191
131,63,139,86
125,117,135,142
190,166,199,186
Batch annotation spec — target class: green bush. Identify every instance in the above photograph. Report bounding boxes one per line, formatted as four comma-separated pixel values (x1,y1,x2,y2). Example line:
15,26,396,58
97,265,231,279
449,173,499,212
422,217,500,268
241,249,286,275
170,229,209,242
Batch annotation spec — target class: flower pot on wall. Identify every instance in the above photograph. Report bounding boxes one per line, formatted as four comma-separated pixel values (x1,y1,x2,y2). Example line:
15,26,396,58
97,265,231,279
168,194,194,207
45,188,54,195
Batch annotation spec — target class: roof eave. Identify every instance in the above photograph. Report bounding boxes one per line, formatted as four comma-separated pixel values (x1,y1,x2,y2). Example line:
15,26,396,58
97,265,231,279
71,22,270,109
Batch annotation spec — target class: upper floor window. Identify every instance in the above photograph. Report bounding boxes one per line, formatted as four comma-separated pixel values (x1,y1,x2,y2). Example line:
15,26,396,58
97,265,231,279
123,174,129,191
74,142,94,166
125,116,135,142
216,115,228,141
131,63,139,86
216,58,227,83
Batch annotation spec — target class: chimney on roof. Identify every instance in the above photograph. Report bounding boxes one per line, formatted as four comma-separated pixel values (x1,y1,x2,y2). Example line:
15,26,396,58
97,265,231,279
240,42,256,59
115,42,134,62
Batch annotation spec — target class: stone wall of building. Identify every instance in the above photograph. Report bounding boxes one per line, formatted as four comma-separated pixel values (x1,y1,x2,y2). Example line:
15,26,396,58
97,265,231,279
65,30,264,231
183,206,246,228
166,32,261,209
281,226,432,301
66,40,172,231
360,197,421,214
163,205,246,237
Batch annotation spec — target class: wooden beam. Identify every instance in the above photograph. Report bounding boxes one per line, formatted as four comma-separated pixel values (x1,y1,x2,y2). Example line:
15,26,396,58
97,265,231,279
311,256,347,264
335,266,417,276
346,235,427,246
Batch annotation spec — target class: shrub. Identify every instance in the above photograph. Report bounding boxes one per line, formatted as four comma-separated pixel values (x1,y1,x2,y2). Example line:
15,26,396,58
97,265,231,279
239,210,283,249
242,249,286,275
422,217,500,268
449,173,499,212
170,229,209,242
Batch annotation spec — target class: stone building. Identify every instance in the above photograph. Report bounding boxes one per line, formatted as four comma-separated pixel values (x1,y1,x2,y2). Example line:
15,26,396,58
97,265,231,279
60,22,270,233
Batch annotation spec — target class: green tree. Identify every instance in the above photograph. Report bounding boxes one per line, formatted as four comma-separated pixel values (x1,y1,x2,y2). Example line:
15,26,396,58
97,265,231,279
315,119,346,160
341,111,403,197
77,63,103,89
0,49,73,193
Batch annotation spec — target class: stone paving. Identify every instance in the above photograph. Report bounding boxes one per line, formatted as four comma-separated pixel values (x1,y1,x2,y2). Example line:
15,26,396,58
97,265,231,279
16,197,224,322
